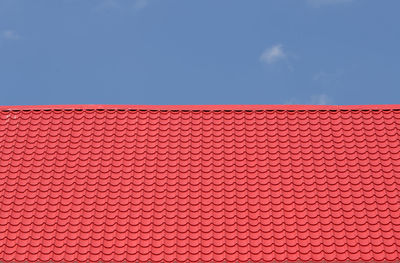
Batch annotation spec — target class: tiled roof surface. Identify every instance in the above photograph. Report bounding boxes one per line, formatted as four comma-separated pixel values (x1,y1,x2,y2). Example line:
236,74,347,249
1,105,400,263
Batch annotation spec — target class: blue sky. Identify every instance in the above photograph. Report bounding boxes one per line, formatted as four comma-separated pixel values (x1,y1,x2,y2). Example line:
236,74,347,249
0,0,399,106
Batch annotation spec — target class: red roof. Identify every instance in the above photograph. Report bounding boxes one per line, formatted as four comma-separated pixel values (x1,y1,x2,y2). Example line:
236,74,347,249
1,104,400,263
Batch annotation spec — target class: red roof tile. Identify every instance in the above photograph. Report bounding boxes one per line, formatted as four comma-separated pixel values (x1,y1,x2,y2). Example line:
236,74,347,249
1,104,400,262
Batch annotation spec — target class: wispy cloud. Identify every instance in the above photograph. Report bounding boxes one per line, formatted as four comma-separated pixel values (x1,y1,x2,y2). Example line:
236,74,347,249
284,98,300,105
260,44,286,64
307,0,354,7
313,69,345,88
133,0,149,10
94,0,120,11
2,30,20,40
95,0,150,12
311,94,332,105
284,94,333,105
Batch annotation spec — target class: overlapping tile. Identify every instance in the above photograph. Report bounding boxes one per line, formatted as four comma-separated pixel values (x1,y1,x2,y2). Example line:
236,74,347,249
0,106,400,262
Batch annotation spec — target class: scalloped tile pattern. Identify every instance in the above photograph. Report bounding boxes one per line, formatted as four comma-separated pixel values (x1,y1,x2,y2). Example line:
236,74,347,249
1,108,400,262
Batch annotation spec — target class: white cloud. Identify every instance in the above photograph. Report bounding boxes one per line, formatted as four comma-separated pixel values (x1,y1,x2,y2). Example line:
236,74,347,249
94,0,120,11
307,0,354,7
2,30,20,40
310,94,332,105
284,95,333,105
95,0,149,12
313,71,329,81
133,0,149,10
313,69,344,88
260,44,286,64
284,98,300,105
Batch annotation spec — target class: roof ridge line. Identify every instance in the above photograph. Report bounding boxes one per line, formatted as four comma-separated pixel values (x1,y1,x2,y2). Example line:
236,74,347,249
1,104,400,111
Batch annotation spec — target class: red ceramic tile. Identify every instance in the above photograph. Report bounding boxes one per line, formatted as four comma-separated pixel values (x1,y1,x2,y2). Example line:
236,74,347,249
0,105,400,262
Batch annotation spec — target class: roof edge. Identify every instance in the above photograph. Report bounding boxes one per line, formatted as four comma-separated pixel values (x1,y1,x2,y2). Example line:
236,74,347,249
0,104,400,111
